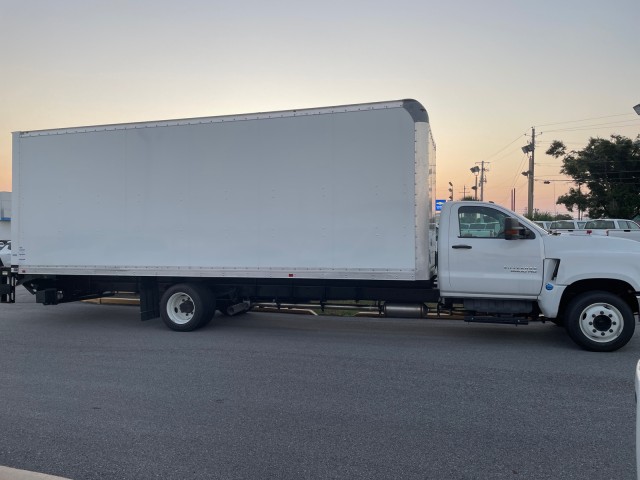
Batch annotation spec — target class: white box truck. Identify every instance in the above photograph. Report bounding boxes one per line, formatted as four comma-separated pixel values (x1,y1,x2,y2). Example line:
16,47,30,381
2,99,640,352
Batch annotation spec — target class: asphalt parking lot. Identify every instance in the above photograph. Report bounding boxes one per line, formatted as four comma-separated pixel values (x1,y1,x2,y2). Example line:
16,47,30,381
1,287,639,480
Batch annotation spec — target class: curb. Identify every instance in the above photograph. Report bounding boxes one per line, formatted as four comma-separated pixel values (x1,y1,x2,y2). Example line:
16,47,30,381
0,466,72,480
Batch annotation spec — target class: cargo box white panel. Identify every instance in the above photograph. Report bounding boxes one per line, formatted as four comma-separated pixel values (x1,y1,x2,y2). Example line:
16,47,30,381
12,100,433,280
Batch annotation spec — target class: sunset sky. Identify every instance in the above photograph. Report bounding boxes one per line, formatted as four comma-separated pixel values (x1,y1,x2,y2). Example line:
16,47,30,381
1,0,638,216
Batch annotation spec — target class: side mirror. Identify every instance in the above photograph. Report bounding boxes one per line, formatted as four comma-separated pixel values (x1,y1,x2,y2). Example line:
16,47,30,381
504,217,523,240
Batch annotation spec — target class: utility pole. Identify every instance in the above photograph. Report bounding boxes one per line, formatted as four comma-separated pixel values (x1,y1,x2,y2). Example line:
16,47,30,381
475,161,489,201
480,161,485,202
528,127,536,217
521,128,536,217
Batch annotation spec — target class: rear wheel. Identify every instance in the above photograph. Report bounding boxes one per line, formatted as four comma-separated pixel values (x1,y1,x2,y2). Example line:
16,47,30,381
160,283,215,331
564,291,635,352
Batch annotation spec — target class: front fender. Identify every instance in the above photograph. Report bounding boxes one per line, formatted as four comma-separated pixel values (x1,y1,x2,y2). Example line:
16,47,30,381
537,283,567,318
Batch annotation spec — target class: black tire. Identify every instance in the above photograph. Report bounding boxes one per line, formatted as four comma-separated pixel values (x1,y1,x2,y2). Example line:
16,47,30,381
199,294,219,328
160,283,215,331
564,291,635,352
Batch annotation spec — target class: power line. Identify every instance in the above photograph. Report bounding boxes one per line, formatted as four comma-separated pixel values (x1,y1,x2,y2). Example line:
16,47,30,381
481,132,527,162
484,111,639,211
536,112,636,128
535,140,588,145
543,121,640,134
492,145,526,164
510,152,530,190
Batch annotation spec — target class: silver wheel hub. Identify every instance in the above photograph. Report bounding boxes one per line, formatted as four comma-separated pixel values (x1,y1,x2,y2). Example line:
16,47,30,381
578,302,624,343
166,293,195,325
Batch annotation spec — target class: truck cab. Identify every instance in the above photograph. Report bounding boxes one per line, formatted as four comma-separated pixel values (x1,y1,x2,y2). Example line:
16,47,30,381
438,201,640,351
439,202,544,298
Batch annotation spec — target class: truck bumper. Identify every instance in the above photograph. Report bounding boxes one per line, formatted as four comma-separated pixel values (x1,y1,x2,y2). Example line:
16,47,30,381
537,283,566,319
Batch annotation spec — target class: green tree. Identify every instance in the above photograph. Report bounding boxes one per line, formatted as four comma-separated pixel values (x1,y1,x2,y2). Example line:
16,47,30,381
546,135,640,219
525,210,572,221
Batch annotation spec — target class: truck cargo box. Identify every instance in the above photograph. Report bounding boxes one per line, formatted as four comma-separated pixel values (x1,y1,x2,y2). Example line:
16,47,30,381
12,100,435,281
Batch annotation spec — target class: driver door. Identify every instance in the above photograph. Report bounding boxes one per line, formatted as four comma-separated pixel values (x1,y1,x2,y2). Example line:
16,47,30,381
443,204,544,297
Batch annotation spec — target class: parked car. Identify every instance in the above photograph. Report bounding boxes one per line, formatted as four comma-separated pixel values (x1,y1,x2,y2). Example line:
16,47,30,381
583,219,640,230
534,221,552,230
548,219,586,233
582,219,640,242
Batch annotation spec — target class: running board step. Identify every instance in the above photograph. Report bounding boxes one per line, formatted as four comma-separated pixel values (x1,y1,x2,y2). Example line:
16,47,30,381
464,316,529,325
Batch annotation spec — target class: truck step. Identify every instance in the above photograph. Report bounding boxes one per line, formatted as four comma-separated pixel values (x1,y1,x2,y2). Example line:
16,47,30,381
464,316,529,326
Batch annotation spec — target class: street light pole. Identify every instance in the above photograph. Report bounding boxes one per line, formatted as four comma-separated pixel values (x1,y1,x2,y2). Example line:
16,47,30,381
543,180,556,217
469,166,480,200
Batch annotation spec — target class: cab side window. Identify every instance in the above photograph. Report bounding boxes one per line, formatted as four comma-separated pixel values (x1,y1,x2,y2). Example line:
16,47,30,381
458,206,507,238
458,206,535,239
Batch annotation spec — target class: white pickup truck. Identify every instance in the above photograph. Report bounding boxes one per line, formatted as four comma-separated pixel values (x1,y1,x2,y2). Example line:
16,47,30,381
581,219,640,242
548,219,586,234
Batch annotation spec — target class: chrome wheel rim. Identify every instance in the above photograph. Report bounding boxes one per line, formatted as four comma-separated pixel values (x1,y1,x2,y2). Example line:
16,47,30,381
166,292,195,325
578,302,624,343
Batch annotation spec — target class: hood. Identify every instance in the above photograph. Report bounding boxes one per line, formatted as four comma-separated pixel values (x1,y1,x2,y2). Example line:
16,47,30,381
543,232,640,255
542,233,640,290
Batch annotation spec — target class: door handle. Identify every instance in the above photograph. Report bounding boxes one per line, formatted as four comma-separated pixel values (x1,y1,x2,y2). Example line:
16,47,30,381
452,244,472,249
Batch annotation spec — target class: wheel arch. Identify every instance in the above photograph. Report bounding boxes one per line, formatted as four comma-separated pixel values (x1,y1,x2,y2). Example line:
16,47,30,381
558,279,639,318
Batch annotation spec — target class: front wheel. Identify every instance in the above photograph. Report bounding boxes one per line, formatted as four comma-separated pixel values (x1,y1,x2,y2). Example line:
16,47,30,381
160,283,215,331
564,291,635,352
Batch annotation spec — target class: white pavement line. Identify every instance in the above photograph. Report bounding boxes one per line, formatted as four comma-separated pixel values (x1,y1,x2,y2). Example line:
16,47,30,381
0,466,72,480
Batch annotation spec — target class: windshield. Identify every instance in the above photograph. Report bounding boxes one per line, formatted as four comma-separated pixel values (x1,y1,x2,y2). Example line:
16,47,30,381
585,220,616,229
550,220,580,229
